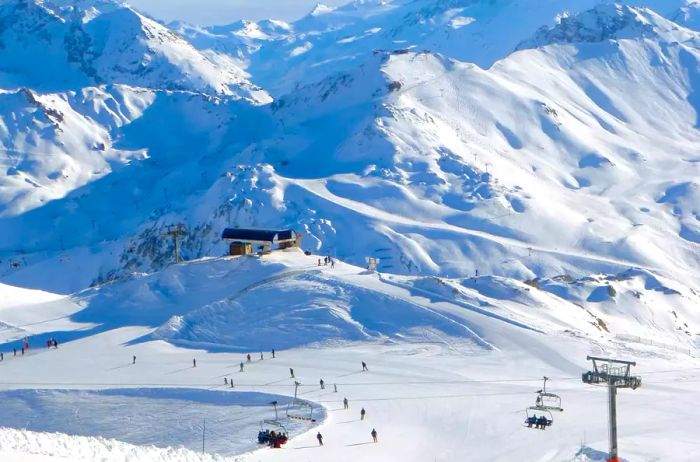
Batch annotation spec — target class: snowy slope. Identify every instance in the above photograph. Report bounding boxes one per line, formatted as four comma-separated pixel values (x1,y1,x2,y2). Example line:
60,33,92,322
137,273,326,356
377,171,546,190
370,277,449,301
0,252,698,461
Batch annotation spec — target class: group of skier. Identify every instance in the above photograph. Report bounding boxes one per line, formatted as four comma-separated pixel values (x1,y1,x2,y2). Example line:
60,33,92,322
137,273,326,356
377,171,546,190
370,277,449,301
318,255,335,268
0,336,57,362
314,361,377,448
258,429,289,448
525,415,552,429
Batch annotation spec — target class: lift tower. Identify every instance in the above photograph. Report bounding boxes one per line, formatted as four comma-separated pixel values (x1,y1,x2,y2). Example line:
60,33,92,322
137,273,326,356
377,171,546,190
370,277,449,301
582,356,641,462
161,224,187,264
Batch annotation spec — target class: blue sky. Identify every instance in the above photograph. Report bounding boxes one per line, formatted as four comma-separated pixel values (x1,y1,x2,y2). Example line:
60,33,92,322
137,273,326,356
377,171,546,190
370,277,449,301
129,0,349,25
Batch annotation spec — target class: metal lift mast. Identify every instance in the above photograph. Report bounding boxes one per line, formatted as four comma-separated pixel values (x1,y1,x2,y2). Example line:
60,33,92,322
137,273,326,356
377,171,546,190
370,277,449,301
161,224,187,264
582,356,642,462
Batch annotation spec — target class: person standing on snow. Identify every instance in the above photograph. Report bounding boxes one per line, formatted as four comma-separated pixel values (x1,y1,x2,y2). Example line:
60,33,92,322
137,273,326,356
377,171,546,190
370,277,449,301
360,408,366,420
362,361,368,372
320,379,325,389
290,368,295,378
230,379,234,388
247,354,251,363
316,432,323,446
240,362,244,372
260,352,264,360
371,428,378,443
271,349,275,358
334,383,338,393
343,397,349,409
193,358,197,368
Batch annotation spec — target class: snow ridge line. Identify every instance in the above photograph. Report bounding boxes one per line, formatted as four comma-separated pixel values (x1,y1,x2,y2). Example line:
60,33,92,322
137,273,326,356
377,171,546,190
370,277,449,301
292,179,668,275
377,275,545,334
305,271,496,350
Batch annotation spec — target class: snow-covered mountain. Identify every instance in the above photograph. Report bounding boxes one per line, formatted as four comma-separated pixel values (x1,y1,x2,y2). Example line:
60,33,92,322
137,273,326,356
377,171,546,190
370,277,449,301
0,0,698,300
0,0,268,99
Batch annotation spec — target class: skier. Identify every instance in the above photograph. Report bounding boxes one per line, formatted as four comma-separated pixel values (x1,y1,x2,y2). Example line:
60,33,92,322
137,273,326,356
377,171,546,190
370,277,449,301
272,349,275,358
360,408,366,420
316,432,323,446
193,358,197,368
47,339,51,349
320,379,325,390
260,352,264,360
334,383,338,393
230,379,234,388
225,377,228,385
371,428,378,443
240,362,244,372
343,397,349,409
53,339,58,348
13,348,16,357
0,352,3,361
247,354,251,363
133,355,136,364
21,347,24,355
318,258,322,266
331,259,335,269
362,361,368,371
290,368,295,378
324,256,328,265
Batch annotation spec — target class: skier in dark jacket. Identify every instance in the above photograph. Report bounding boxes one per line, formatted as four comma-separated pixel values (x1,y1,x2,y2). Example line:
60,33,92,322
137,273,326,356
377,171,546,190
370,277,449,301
290,368,295,378
317,432,323,446
362,361,368,371
360,408,366,420
371,428,378,443
320,379,325,389
343,397,349,409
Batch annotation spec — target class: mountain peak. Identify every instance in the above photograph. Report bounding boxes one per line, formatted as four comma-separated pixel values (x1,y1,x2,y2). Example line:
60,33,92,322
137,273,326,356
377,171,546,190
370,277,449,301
309,3,335,17
517,3,695,50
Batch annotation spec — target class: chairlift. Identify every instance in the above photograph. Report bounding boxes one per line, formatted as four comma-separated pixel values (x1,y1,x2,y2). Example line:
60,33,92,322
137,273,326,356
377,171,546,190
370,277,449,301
532,376,563,412
523,377,563,430
258,401,289,448
286,398,316,422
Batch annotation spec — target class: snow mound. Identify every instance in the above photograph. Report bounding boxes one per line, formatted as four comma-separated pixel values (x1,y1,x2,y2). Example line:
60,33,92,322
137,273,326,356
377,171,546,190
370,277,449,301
0,426,236,462
152,270,487,351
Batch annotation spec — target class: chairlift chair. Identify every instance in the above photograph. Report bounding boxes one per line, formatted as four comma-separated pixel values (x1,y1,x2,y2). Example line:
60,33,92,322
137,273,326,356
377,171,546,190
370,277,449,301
523,377,563,429
524,407,553,430
286,399,316,422
533,376,564,412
